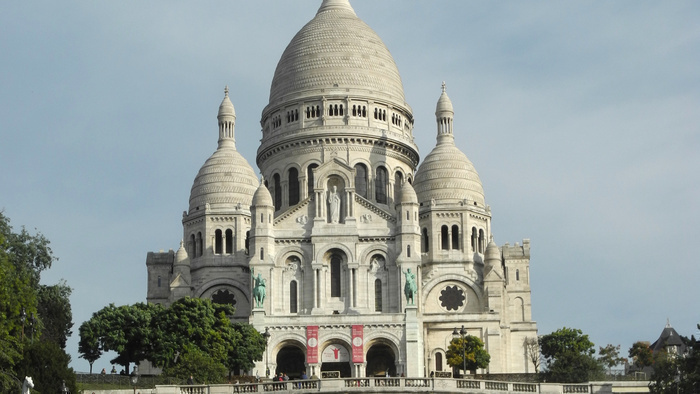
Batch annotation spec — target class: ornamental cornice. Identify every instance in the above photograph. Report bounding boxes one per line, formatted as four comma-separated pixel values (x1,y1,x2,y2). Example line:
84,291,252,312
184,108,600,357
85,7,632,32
275,238,312,245
359,237,394,243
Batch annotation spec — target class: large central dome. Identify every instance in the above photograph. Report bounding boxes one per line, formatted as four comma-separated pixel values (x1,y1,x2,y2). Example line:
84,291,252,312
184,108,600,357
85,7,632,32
267,0,405,107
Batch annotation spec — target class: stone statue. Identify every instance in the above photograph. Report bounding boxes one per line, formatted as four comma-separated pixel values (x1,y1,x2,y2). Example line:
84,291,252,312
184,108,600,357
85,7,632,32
21,377,34,394
328,186,340,223
403,268,417,305
251,269,266,308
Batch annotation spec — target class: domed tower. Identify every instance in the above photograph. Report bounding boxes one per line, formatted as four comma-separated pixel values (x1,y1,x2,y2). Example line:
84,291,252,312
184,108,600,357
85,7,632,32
414,83,491,267
180,87,258,316
257,0,419,216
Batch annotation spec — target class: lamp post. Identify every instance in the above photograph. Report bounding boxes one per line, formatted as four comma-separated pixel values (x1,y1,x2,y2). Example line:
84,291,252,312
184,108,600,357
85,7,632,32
20,308,26,341
130,365,139,394
61,380,69,394
452,325,467,378
262,327,271,378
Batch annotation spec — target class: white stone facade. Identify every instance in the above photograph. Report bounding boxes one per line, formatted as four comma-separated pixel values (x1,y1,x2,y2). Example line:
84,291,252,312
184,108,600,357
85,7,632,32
146,0,537,379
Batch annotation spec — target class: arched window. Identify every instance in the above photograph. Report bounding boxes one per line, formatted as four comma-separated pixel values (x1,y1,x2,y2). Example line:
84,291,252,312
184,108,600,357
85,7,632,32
157,276,161,287
375,166,388,204
422,228,429,253
245,231,250,255
189,234,196,257
196,232,203,257
215,229,223,254
288,168,299,205
290,281,298,314
225,229,233,254
436,352,443,371
516,269,520,281
273,173,282,211
451,225,459,250
374,279,382,312
331,255,341,297
355,164,368,199
441,225,449,250
471,227,478,252
260,247,264,261
478,229,485,253
307,164,318,197
394,171,403,202
407,245,411,258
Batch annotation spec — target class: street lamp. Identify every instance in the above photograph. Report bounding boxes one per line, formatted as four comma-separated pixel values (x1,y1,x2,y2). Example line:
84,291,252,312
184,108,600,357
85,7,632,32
61,380,69,394
263,327,271,378
452,325,467,378
130,365,139,394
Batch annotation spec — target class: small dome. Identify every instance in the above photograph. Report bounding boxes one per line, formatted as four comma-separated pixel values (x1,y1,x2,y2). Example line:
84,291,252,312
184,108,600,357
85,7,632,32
267,0,405,107
189,148,258,213
399,181,418,205
175,240,189,264
435,82,454,116
413,143,484,206
485,239,500,263
218,86,236,118
252,180,274,207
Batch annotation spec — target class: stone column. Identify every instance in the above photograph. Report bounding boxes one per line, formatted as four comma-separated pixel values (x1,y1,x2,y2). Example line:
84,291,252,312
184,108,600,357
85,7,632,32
404,305,423,377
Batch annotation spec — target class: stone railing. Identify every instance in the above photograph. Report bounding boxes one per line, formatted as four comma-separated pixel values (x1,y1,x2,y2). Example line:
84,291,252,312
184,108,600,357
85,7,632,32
102,378,649,394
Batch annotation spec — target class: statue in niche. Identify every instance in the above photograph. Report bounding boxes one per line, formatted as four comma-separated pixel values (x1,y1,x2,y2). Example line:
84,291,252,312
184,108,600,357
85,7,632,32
403,268,417,305
328,185,341,224
251,268,266,308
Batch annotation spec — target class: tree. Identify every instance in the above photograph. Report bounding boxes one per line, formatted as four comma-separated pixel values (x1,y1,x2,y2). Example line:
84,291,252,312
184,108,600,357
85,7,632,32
80,303,157,373
649,336,700,393
629,341,653,370
539,327,603,383
16,340,77,394
524,337,541,373
446,335,490,375
598,344,626,373
0,211,71,393
162,344,227,384
36,280,73,348
226,323,265,373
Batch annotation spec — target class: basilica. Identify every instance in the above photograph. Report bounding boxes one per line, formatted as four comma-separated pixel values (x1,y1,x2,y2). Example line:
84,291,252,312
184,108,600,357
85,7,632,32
146,0,537,378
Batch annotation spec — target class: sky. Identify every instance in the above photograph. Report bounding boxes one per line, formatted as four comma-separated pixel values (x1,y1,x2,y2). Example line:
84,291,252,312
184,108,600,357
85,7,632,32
1,0,699,374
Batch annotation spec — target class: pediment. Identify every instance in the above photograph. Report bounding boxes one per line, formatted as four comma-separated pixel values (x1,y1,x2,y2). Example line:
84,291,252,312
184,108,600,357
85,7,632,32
170,273,190,288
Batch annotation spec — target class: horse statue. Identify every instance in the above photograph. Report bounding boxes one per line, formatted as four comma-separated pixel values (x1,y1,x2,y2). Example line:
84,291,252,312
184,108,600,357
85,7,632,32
403,268,417,305
251,269,266,308
21,376,34,394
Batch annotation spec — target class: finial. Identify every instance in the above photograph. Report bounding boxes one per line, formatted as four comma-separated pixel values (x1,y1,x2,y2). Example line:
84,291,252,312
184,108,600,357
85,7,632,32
224,85,229,96
489,234,494,243
260,175,265,185
666,318,671,328
441,81,446,93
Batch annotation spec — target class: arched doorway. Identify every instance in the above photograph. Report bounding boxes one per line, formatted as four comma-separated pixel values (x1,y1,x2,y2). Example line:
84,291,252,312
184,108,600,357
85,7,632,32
365,344,396,377
320,344,351,377
276,345,305,379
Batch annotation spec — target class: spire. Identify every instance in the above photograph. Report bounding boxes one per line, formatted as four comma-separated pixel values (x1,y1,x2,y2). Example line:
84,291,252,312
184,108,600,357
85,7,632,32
217,86,236,148
435,82,455,145
317,0,356,15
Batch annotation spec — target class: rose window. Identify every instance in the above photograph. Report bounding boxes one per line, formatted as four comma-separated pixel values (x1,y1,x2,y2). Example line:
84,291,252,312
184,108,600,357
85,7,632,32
439,285,465,311
212,289,236,306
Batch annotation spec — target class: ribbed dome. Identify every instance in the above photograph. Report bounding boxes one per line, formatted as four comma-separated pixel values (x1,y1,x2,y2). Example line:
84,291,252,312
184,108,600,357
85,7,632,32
267,0,405,106
399,181,418,205
413,143,485,206
252,180,273,207
188,147,258,213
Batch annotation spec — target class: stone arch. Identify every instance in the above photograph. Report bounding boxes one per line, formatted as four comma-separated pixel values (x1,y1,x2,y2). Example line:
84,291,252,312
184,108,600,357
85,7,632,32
274,246,306,267
421,274,485,313
318,337,353,377
363,334,402,377
195,279,250,317
431,348,447,372
358,244,390,266
270,335,307,379
512,296,525,322
315,244,354,264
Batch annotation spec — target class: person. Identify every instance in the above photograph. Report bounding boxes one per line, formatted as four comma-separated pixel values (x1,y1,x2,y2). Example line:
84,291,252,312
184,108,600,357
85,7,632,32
328,186,340,223
301,371,308,380
187,375,194,385
251,268,266,308
101,368,106,375
403,268,417,305
283,373,289,381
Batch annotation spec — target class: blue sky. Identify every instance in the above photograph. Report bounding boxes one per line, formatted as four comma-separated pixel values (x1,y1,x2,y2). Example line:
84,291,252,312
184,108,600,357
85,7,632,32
1,1,699,373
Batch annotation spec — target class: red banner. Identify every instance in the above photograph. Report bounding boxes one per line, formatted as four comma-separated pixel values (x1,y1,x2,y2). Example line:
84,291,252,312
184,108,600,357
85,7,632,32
306,326,319,363
351,325,364,363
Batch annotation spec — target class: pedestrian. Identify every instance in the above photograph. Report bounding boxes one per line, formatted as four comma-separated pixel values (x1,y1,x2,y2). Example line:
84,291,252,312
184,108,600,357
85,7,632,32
283,373,289,381
300,371,308,380
187,375,194,385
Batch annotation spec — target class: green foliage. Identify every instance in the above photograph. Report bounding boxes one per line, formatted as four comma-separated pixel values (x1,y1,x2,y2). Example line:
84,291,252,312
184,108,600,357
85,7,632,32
446,335,490,374
162,344,227,384
629,341,653,369
598,344,626,371
16,340,77,394
37,280,73,348
649,338,700,394
227,323,266,372
78,319,103,373
0,211,74,392
539,327,602,383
